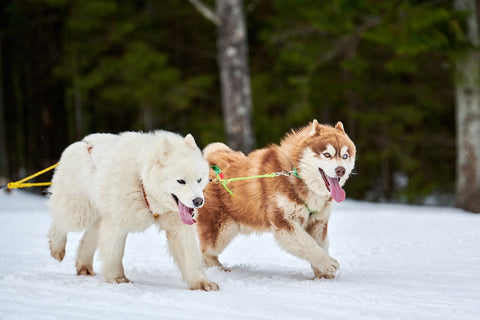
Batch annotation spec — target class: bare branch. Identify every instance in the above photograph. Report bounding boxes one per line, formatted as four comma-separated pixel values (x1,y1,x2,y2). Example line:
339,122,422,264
188,0,221,26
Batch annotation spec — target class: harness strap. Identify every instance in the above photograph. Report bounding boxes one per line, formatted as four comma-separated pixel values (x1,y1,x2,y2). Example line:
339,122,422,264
210,164,302,196
210,164,317,215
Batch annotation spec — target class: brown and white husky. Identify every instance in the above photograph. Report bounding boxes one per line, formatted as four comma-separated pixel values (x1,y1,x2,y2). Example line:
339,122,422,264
196,120,356,279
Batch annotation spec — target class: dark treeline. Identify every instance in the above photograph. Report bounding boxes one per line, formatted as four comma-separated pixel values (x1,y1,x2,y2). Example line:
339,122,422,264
0,0,470,204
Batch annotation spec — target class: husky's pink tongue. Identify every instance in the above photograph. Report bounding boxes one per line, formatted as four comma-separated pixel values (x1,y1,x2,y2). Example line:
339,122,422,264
177,200,196,225
327,176,346,202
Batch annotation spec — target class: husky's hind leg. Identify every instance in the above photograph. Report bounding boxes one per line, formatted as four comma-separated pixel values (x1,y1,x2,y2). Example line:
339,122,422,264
48,222,67,262
198,217,239,272
76,218,100,276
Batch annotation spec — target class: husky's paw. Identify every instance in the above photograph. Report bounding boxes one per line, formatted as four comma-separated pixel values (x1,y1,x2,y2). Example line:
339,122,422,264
213,265,231,272
50,248,65,262
190,280,220,291
203,255,222,267
203,255,231,272
221,266,231,272
76,265,95,276
313,256,339,279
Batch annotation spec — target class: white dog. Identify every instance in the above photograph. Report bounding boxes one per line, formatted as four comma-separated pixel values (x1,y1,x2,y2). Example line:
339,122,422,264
47,131,219,291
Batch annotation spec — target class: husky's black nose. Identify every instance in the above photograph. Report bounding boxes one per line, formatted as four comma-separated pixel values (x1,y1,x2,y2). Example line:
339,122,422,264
193,197,203,207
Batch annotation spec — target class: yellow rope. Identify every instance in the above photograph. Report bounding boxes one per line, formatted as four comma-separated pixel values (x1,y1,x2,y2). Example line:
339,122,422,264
6,163,59,189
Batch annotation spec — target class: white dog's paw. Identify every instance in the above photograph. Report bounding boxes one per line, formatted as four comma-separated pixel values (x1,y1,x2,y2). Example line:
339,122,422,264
190,280,220,291
313,256,339,279
76,265,95,276
50,248,65,262
105,276,131,284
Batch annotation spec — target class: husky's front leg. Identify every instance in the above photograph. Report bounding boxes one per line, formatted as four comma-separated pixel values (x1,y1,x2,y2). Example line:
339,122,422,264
98,219,130,283
273,222,339,279
305,219,331,254
305,200,333,253
165,222,219,291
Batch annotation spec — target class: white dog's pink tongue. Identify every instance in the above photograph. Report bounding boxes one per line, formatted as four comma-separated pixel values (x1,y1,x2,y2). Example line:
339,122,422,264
327,176,346,203
177,200,196,225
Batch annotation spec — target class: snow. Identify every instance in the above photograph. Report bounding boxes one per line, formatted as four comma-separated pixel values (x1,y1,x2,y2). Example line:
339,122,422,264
1,190,479,320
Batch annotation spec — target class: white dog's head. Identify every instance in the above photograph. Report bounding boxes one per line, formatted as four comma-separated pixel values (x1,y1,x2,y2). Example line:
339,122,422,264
297,121,356,202
141,132,209,225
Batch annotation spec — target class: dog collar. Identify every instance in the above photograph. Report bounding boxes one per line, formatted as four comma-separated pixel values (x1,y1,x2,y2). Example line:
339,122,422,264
291,163,302,179
141,183,159,219
305,202,317,216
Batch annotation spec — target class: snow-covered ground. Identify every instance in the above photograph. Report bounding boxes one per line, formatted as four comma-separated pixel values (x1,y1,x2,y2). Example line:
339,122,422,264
0,189,479,320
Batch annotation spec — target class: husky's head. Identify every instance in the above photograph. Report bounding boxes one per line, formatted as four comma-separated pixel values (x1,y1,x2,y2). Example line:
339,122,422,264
296,120,356,202
141,133,209,225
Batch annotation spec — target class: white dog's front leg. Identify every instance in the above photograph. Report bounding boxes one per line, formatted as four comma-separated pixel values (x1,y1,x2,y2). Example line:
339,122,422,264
165,224,219,291
99,220,130,283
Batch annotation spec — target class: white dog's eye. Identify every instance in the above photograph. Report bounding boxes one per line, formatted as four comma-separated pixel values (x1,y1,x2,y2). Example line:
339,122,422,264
323,152,331,158
177,179,186,185
197,178,202,183
342,154,349,159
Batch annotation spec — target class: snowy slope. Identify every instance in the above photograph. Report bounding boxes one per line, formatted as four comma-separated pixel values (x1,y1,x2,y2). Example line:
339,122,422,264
0,190,479,320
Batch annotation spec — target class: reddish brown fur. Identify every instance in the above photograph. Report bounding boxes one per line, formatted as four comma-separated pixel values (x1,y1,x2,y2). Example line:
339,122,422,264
322,222,329,242
197,121,356,277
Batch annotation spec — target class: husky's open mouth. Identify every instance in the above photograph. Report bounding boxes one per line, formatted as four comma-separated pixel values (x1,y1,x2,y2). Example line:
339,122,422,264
318,168,346,203
319,168,332,192
172,194,196,225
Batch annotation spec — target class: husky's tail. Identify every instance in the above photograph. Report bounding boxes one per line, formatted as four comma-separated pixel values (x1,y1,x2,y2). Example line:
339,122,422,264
203,142,247,169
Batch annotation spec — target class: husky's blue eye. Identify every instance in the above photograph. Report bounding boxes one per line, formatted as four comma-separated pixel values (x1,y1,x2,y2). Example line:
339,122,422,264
342,154,349,159
197,178,202,183
177,179,186,185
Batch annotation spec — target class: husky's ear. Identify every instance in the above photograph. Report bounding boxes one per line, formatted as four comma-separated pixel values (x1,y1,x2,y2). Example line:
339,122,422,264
309,119,320,136
335,121,345,133
184,133,198,149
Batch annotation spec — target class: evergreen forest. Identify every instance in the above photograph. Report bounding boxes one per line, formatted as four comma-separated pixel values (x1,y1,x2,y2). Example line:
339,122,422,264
0,0,476,205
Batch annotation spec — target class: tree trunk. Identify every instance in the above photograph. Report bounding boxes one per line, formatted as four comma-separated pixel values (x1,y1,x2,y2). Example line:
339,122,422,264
216,0,255,153
0,38,9,176
72,53,83,140
454,0,480,212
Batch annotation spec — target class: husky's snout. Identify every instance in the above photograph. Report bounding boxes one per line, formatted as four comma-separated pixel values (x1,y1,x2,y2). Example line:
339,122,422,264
193,197,204,208
335,166,346,177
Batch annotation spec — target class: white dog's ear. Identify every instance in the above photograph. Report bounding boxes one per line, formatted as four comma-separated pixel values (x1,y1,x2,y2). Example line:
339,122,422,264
184,134,198,149
335,121,345,133
310,119,320,136
154,137,172,166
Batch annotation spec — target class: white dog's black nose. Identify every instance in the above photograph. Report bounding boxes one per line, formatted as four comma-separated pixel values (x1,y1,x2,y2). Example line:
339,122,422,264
193,197,203,208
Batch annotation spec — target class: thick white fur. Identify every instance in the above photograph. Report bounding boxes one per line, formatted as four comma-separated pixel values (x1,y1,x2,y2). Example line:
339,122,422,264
47,131,219,291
